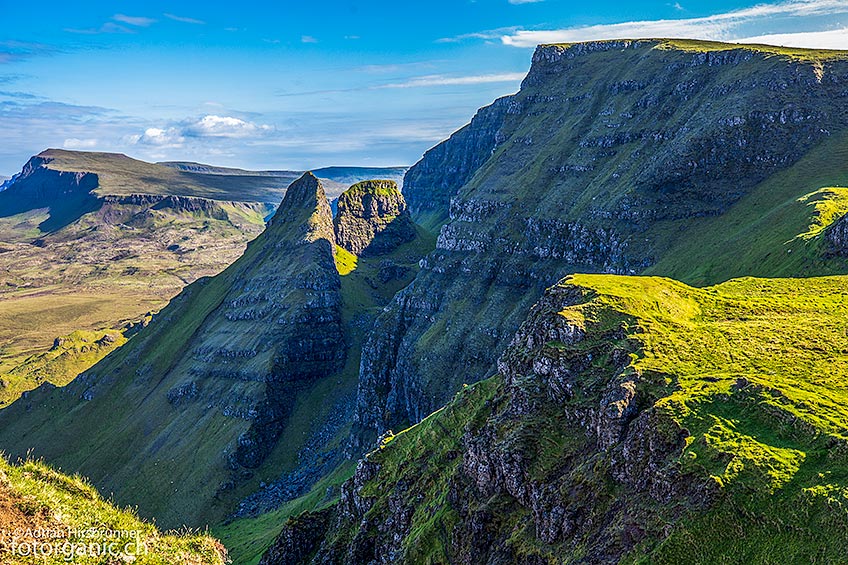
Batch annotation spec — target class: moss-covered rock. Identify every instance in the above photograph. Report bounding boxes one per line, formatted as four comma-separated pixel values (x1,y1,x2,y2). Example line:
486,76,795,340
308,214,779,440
333,180,416,256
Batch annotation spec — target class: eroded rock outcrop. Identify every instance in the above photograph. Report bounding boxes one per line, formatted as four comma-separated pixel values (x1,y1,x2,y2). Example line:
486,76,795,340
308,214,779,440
828,213,848,255
263,279,714,564
333,180,416,256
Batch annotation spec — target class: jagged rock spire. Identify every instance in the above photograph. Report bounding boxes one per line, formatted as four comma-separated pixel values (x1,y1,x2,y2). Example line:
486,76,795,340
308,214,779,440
268,172,335,245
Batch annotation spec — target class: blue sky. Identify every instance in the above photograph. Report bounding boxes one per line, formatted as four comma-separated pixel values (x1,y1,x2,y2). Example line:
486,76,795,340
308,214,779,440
1,0,847,175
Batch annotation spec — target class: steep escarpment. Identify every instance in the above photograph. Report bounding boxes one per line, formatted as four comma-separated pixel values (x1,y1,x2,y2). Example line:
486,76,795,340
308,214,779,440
0,154,101,232
0,173,346,527
265,274,848,564
333,180,416,256
353,39,848,447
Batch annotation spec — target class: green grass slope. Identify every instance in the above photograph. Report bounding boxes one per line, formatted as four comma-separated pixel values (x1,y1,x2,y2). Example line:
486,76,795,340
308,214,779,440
0,329,127,404
0,457,227,564
647,129,848,283
268,273,848,563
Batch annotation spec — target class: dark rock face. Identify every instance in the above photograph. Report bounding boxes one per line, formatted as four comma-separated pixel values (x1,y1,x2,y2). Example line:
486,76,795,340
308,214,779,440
353,40,848,447
333,180,416,256
0,155,100,231
259,508,333,565
10,155,99,201
402,97,511,222
828,214,848,255
263,282,715,564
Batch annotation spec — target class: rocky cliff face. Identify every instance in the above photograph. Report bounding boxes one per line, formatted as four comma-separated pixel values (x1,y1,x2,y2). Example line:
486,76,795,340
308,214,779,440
0,155,100,230
262,278,714,564
402,97,511,226
333,180,416,256
828,213,848,254
353,39,848,448
16,154,98,194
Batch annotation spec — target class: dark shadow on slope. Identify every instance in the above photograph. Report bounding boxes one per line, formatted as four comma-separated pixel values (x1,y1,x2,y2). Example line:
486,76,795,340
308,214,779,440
0,169,101,234
360,213,417,257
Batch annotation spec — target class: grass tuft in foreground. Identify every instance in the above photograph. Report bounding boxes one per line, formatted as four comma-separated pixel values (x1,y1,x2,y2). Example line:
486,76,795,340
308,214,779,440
0,456,229,564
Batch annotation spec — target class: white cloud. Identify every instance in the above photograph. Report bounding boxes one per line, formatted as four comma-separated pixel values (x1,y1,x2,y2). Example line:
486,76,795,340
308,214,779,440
183,115,272,138
380,73,526,88
738,27,848,48
112,14,156,27
164,13,205,25
436,26,521,43
500,0,848,47
301,35,319,43
127,115,273,149
130,127,184,147
508,0,544,3
63,138,98,149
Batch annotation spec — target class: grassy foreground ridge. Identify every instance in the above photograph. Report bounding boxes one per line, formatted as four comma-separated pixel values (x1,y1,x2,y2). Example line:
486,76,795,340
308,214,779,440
0,457,227,564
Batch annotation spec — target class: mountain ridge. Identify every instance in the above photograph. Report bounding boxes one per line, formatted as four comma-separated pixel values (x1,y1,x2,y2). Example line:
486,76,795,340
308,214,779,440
0,173,347,526
0,170,435,535
0,149,409,406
